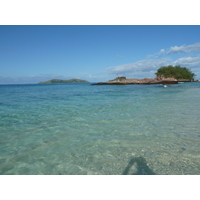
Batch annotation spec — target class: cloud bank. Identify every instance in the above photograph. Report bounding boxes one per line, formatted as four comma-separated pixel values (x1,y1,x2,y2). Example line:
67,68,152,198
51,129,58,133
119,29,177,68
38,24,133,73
167,42,200,54
105,42,200,79
105,58,171,78
174,56,200,67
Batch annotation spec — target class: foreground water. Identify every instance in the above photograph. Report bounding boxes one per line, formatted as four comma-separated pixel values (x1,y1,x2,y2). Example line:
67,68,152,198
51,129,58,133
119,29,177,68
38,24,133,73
0,82,200,175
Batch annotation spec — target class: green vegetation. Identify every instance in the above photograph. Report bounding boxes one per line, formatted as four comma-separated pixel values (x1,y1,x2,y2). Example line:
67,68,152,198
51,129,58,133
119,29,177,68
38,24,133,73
156,65,195,81
38,79,89,84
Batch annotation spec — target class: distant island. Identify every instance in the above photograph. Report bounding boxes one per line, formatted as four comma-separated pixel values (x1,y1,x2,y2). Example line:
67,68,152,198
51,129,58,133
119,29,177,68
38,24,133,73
92,65,196,85
38,79,89,84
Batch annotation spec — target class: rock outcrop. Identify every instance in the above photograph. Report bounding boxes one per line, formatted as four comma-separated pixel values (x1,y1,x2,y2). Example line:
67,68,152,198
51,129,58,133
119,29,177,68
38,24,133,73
155,74,177,81
92,77,179,85
155,74,191,82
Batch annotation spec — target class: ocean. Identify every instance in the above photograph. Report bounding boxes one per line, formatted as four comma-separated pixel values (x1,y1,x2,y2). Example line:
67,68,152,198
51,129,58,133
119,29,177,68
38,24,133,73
0,82,200,175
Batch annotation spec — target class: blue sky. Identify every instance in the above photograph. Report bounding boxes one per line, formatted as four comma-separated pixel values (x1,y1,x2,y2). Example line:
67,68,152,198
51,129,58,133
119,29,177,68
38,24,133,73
1,25,200,84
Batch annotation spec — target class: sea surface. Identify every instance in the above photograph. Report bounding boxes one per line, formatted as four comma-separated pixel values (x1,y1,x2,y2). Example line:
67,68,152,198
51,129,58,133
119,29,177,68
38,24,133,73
0,82,200,175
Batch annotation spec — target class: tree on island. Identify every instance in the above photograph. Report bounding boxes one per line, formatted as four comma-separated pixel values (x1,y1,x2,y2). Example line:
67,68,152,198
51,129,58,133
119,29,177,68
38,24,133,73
155,65,195,81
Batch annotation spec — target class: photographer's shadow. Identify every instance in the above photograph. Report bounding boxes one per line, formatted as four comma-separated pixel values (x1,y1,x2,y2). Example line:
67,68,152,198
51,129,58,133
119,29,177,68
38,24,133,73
122,156,156,175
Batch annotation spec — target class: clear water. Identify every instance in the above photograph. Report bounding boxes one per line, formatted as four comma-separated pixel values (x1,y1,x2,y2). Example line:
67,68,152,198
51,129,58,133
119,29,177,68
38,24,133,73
0,82,200,175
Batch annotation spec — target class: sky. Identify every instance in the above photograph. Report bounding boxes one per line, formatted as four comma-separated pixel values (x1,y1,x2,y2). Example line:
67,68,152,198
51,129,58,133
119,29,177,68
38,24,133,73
1,25,200,84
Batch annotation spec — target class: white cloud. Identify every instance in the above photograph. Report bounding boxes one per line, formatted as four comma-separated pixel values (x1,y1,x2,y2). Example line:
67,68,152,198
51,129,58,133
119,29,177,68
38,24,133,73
105,57,171,78
104,55,200,79
158,49,165,55
167,42,200,54
173,56,200,68
147,49,165,59
104,42,200,79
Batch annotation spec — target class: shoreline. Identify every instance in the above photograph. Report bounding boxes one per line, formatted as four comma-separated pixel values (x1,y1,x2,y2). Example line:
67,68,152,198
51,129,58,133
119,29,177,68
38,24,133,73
91,77,184,85
92,81,179,85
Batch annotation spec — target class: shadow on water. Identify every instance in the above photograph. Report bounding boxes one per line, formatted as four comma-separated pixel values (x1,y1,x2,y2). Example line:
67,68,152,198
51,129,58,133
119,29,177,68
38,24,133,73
122,156,156,175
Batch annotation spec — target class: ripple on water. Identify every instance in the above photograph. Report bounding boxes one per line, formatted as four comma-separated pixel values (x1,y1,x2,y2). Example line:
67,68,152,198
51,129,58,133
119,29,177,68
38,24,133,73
0,83,200,174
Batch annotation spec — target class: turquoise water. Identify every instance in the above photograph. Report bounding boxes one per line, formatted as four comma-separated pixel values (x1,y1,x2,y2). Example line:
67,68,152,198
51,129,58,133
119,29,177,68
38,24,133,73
0,82,200,175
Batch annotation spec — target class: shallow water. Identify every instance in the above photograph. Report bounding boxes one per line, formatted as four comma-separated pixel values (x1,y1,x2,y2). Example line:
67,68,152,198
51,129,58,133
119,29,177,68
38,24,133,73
0,82,200,175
